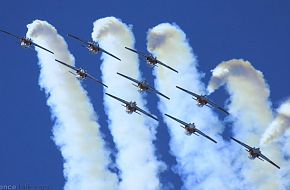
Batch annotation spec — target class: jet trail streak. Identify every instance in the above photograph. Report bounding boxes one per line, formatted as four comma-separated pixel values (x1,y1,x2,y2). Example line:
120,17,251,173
208,59,282,190
92,17,164,190
147,23,239,190
261,99,290,144
26,20,118,190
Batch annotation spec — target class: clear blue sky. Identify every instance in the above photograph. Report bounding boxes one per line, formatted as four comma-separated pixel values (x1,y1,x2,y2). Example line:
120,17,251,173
0,1,289,189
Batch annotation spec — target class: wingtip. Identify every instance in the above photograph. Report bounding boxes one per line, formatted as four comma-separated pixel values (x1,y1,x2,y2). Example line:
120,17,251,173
230,137,236,141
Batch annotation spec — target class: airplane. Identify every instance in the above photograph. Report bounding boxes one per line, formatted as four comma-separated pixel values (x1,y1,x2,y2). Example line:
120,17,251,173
176,86,229,115
67,33,121,61
125,47,178,73
55,59,108,88
105,93,158,121
116,72,170,100
230,137,280,169
0,29,54,54
164,114,217,143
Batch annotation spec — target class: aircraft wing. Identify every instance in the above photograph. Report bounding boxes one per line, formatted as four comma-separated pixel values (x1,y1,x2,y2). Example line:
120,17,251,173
0,29,22,39
117,72,140,84
176,86,200,98
195,128,217,143
149,87,170,100
105,93,129,105
156,60,178,73
135,106,158,121
31,42,54,54
86,73,108,88
55,59,78,72
258,153,280,169
164,114,188,126
230,137,252,150
214,106,229,115
207,99,229,115
125,47,148,58
67,33,88,45
99,47,121,61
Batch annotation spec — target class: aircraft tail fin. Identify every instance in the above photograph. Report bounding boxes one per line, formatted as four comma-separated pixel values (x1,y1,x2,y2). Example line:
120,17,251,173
68,71,76,76
258,157,264,161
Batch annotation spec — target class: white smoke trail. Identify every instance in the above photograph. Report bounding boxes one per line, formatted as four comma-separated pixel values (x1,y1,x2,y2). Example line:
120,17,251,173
260,99,290,189
208,59,282,189
261,99,290,144
208,59,273,133
26,20,118,190
147,23,240,190
92,17,164,190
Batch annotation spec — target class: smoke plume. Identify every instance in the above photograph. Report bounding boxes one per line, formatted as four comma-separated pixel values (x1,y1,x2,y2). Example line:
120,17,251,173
147,23,240,190
261,99,290,144
208,59,282,189
92,17,164,190
26,20,118,190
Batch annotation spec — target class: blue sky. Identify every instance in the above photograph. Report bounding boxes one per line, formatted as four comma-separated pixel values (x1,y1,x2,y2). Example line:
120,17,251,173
0,1,290,189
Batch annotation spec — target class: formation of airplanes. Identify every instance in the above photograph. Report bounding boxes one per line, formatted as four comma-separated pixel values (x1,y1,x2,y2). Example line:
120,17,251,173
0,28,280,170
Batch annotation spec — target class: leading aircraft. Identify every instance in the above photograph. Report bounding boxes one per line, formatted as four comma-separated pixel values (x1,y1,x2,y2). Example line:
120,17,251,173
117,72,170,100
164,114,217,143
176,86,229,115
125,47,178,73
67,33,121,61
105,93,158,121
230,137,280,169
55,59,108,88
0,29,54,54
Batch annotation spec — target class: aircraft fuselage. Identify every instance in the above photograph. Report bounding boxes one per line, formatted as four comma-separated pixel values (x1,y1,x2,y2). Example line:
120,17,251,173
248,148,261,159
20,38,32,47
76,69,87,79
184,123,197,135
138,82,150,91
126,102,137,113
146,56,158,65
197,96,208,106
87,43,100,53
